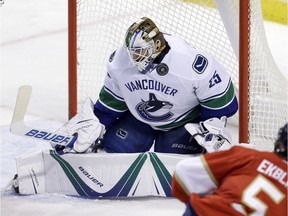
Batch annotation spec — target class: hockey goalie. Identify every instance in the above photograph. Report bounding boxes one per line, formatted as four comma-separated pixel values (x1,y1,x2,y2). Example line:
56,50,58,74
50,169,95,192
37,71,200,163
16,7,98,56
10,17,240,198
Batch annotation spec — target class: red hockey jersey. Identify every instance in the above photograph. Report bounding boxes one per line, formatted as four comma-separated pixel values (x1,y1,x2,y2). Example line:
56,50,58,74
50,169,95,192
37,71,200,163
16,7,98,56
172,146,287,216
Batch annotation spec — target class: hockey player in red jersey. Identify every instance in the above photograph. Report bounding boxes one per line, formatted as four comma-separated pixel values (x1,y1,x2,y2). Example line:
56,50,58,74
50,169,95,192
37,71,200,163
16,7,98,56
171,123,287,216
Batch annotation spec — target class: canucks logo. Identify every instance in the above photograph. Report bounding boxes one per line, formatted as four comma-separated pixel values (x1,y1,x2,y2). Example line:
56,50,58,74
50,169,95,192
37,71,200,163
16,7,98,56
136,93,173,121
192,54,208,74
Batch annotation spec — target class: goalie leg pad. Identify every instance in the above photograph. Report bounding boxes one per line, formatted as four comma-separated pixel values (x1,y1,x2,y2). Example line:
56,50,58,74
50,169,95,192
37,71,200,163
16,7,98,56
14,150,190,198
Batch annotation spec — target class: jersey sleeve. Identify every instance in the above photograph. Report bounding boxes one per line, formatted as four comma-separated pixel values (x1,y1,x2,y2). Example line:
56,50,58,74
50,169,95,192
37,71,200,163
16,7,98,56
172,146,252,203
93,49,129,128
193,54,238,120
99,48,129,113
172,155,218,202
202,146,254,183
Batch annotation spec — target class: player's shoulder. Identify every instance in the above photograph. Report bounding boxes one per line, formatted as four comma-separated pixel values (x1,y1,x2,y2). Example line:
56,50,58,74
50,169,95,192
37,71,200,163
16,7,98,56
164,35,218,79
164,34,192,53
231,145,287,170
229,145,259,154
164,34,214,60
210,145,259,163
229,145,280,161
107,45,133,69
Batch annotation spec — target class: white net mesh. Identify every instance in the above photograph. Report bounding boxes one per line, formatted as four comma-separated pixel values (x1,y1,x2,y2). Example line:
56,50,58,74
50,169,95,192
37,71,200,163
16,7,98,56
73,0,287,151
247,0,287,150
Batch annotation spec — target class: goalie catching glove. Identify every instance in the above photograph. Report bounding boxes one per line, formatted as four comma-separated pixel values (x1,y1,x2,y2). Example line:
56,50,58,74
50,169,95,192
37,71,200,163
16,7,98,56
185,116,232,153
50,97,105,154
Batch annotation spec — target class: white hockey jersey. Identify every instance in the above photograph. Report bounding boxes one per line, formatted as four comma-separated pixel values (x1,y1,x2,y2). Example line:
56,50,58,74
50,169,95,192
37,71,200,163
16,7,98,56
98,35,237,131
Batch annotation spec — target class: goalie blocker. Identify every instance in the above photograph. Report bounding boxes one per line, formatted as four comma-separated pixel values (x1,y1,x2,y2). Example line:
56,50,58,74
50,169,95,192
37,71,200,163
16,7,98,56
12,150,189,198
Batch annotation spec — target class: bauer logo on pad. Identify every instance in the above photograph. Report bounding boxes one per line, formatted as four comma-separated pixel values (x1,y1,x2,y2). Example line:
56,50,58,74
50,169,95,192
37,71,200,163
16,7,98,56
192,54,208,74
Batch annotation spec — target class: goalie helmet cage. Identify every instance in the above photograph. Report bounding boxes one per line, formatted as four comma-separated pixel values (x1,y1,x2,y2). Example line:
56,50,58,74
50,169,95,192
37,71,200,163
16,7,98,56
68,0,288,151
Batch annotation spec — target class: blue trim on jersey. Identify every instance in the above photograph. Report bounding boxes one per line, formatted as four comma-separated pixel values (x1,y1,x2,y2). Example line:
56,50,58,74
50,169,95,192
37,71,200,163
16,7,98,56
94,100,126,129
200,95,238,120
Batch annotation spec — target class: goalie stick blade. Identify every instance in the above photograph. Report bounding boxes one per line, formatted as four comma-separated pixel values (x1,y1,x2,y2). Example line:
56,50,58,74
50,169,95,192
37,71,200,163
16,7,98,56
10,85,76,147
11,85,32,126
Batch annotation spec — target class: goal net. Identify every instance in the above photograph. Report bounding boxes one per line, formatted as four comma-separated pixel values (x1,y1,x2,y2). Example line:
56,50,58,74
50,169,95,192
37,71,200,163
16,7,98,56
68,0,288,151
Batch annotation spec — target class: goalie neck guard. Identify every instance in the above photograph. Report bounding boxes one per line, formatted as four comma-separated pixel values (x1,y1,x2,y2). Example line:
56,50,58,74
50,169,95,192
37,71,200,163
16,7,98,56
124,17,166,74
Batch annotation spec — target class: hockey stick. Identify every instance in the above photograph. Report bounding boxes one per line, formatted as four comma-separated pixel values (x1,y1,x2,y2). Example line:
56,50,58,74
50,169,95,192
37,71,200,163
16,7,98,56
10,85,76,146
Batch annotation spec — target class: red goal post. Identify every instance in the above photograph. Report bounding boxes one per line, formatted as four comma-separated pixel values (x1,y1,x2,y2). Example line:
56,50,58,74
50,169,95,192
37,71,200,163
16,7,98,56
68,0,287,151
68,0,77,120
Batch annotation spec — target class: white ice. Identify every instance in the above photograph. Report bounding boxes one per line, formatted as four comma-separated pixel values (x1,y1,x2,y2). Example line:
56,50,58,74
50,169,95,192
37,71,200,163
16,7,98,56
0,0,287,215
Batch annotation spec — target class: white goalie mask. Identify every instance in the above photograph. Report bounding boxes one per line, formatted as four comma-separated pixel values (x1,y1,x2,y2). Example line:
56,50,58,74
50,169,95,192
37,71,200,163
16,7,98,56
124,17,166,73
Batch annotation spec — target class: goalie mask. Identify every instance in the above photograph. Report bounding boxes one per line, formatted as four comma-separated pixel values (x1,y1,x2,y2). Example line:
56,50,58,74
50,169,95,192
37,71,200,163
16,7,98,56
124,17,166,73
274,123,287,160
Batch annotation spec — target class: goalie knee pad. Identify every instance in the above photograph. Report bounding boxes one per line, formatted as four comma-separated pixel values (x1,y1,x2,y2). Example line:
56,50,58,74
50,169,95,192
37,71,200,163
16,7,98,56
101,113,156,153
154,125,205,154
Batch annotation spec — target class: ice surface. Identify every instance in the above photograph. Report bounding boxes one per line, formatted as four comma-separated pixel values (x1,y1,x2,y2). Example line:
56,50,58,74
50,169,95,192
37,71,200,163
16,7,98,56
0,0,287,215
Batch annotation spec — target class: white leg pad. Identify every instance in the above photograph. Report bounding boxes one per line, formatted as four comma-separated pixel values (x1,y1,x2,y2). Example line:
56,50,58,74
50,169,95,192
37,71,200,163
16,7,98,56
15,150,190,198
